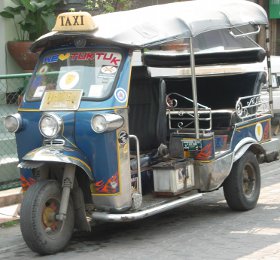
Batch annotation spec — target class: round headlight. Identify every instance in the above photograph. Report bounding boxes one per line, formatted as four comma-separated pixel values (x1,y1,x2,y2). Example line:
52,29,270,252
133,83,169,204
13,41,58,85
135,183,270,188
4,113,22,133
91,114,123,133
91,115,107,133
39,113,62,138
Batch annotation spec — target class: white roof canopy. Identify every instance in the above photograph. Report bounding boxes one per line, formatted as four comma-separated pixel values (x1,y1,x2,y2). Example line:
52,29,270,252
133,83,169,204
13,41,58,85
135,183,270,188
32,0,268,50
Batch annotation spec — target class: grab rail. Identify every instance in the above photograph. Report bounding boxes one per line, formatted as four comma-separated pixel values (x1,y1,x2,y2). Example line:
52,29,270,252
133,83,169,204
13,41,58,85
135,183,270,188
229,25,260,38
166,92,212,132
235,93,270,120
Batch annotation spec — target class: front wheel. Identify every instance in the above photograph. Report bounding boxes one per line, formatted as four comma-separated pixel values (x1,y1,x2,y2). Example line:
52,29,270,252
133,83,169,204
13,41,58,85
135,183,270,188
223,151,260,211
20,180,74,255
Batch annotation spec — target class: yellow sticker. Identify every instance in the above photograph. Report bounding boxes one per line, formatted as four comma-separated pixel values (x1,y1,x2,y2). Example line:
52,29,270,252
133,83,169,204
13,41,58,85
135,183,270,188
59,53,70,61
255,123,263,142
59,71,80,90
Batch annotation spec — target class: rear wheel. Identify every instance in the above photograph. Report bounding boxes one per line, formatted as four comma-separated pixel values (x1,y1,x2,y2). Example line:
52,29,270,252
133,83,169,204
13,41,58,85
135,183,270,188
223,151,260,211
20,180,74,255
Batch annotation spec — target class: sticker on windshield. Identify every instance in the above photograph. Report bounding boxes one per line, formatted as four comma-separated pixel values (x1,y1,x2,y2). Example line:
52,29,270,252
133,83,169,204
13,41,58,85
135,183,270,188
59,71,79,90
101,66,117,74
88,85,104,98
99,66,118,78
38,65,48,74
33,86,46,98
59,53,70,61
71,52,94,61
43,54,59,64
114,88,127,103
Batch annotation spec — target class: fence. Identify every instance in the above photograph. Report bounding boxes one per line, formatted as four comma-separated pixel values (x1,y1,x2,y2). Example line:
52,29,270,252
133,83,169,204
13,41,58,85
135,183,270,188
0,73,32,190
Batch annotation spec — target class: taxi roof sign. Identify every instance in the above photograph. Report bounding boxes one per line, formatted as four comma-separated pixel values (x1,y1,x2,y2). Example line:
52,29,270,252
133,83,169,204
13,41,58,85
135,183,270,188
52,12,97,32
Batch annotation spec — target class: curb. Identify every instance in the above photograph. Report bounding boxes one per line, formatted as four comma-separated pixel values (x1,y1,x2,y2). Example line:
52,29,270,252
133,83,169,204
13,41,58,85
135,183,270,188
0,187,22,208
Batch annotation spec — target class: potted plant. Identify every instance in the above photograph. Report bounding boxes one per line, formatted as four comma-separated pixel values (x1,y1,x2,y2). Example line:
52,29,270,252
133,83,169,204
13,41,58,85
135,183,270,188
0,0,60,71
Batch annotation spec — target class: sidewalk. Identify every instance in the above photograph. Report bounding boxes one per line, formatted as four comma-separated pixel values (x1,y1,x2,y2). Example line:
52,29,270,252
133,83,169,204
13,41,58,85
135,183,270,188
0,187,22,225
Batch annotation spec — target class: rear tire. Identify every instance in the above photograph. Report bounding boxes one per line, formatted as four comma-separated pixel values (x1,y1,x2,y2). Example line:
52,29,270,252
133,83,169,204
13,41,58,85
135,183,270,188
20,180,74,255
223,151,260,211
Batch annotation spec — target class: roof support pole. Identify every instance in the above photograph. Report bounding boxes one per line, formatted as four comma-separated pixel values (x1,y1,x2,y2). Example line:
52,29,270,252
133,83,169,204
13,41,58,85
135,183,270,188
189,37,199,139
265,25,273,116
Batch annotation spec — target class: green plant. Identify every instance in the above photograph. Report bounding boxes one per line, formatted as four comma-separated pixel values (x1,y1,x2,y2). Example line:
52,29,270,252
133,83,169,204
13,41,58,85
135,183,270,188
86,0,131,15
0,0,60,41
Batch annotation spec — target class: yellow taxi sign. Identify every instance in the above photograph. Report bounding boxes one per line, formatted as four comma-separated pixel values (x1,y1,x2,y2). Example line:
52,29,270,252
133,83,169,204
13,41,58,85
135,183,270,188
53,12,97,32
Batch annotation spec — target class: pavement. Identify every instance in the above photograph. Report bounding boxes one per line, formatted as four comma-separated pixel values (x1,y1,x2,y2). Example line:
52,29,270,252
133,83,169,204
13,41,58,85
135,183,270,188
0,187,22,225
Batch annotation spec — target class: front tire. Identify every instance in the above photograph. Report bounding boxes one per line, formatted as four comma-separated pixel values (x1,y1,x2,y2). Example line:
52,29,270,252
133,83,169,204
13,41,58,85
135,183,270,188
20,180,74,255
223,151,260,211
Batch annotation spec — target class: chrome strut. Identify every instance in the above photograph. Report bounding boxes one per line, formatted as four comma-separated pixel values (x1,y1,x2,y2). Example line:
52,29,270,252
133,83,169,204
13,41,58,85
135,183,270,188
56,164,76,221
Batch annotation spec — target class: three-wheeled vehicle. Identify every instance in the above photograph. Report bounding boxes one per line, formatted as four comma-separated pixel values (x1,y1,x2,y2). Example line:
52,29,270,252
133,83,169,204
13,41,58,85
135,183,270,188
4,0,280,254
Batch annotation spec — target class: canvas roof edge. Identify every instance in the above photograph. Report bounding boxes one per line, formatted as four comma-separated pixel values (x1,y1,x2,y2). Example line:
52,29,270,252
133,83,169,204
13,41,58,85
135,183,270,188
31,0,268,52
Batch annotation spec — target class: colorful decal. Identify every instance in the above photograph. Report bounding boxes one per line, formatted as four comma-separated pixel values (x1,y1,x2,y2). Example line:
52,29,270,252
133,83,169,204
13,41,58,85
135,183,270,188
100,65,118,76
59,53,70,61
59,71,80,90
43,52,121,65
39,65,48,74
71,52,94,61
215,135,228,150
196,142,213,160
88,84,104,98
232,119,271,151
94,53,121,66
33,85,46,98
71,52,120,65
255,122,263,142
43,54,59,64
114,88,127,103
20,175,36,192
118,130,128,145
263,122,270,140
94,172,119,193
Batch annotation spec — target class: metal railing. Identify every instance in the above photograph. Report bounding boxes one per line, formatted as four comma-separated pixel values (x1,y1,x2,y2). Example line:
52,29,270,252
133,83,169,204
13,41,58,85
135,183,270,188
235,93,270,120
0,73,32,190
166,92,212,132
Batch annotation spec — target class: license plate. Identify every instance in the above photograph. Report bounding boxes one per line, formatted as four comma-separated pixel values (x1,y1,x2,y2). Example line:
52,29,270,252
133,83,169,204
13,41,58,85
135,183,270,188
182,139,202,151
40,90,82,111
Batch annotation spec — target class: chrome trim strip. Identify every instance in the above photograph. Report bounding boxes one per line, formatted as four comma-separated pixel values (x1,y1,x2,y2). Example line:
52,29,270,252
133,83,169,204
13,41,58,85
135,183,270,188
92,194,202,222
129,135,142,194
44,139,65,146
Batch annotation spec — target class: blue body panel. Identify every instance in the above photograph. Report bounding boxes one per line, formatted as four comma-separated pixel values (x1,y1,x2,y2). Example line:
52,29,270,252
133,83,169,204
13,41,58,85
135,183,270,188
17,48,131,194
230,116,271,151
75,110,119,193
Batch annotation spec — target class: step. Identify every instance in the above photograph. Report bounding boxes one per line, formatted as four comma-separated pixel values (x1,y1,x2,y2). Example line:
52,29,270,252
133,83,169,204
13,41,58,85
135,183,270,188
0,188,22,208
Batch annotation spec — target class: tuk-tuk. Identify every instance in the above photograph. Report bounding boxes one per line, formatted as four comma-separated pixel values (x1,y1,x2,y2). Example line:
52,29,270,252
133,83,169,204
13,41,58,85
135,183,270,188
4,0,279,254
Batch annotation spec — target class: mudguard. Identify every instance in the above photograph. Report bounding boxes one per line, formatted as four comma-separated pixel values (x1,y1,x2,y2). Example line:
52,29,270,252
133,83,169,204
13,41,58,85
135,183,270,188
19,146,93,180
233,137,264,162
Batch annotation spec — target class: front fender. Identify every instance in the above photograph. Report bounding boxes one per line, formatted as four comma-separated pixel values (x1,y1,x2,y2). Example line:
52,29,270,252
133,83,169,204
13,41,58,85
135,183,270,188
19,146,93,180
233,137,264,162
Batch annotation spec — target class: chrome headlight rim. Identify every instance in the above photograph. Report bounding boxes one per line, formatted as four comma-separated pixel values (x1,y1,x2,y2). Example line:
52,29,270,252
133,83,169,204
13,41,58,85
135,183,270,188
91,113,124,133
39,113,63,139
4,113,22,133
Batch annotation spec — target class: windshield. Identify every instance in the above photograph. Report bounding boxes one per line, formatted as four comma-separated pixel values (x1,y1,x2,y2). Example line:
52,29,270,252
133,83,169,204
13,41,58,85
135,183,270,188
26,49,122,101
